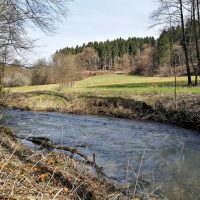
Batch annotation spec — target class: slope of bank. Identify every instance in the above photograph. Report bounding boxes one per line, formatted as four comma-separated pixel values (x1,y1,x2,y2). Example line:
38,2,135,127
1,91,200,131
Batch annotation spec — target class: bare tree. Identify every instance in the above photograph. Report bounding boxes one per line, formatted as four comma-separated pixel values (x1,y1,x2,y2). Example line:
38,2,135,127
151,0,192,85
190,0,199,85
197,0,200,47
179,0,192,85
53,53,80,87
75,47,99,71
133,44,158,76
0,0,70,91
195,0,200,76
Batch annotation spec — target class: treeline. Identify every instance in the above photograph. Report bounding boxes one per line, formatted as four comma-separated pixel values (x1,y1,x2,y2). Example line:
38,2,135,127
52,30,190,79
57,37,156,70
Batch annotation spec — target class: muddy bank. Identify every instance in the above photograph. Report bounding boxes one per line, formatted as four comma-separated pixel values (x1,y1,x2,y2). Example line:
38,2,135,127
86,96,200,131
1,91,200,131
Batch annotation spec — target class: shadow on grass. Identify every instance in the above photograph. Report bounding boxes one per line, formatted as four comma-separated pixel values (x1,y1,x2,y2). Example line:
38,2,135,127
87,81,186,89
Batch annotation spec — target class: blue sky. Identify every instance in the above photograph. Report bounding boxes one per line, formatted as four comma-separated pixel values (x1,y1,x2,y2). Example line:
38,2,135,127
27,0,160,64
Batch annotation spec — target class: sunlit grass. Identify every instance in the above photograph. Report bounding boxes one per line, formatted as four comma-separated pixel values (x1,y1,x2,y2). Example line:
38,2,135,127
74,74,187,88
7,84,59,93
7,74,200,95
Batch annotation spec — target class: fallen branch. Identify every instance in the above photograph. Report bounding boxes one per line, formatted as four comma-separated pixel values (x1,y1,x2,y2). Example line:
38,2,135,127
20,136,105,176
26,137,88,160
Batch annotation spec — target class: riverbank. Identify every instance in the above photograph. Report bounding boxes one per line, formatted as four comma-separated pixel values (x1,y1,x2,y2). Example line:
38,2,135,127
1,91,200,131
1,74,200,131
0,126,132,199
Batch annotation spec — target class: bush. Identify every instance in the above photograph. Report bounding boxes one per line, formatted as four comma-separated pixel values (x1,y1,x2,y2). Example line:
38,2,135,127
131,44,158,76
4,72,31,87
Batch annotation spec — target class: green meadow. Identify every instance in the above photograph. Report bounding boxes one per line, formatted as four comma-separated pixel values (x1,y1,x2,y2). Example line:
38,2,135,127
9,74,200,97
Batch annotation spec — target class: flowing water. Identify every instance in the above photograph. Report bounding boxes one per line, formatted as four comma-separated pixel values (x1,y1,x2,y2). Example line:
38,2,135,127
1,108,200,199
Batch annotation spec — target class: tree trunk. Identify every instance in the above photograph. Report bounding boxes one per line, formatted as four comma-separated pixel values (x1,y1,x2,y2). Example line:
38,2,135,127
179,0,192,85
197,0,200,31
192,0,199,85
196,0,200,76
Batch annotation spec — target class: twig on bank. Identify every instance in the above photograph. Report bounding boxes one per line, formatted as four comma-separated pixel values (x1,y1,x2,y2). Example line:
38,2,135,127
133,146,146,199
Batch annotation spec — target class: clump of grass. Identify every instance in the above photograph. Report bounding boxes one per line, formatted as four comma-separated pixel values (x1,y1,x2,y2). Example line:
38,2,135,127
26,94,68,110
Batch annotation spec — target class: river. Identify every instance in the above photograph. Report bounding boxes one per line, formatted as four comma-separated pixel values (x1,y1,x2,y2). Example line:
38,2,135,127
1,108,200,199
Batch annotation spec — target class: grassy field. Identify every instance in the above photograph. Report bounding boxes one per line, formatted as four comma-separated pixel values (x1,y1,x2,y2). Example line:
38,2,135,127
8,74,200,97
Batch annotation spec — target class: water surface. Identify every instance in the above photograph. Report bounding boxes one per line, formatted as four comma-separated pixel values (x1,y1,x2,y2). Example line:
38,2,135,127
1,109,200,199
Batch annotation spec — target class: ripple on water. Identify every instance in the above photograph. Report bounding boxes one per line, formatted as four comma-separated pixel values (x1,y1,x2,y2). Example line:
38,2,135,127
1,108,200,199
